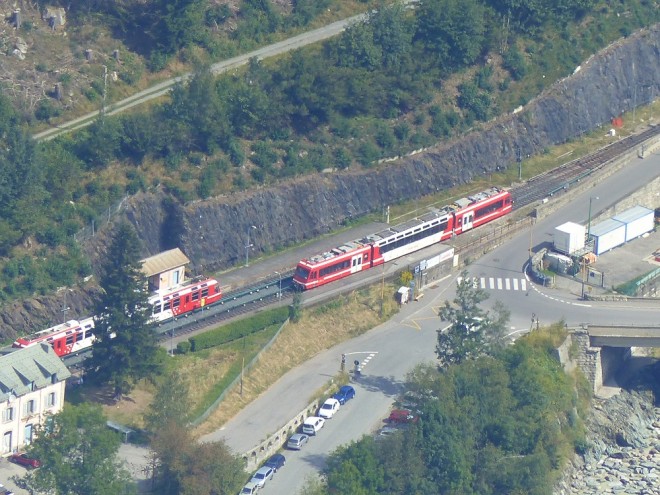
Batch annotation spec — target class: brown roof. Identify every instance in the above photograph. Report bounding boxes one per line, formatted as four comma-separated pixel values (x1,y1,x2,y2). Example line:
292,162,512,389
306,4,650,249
140,248,190,277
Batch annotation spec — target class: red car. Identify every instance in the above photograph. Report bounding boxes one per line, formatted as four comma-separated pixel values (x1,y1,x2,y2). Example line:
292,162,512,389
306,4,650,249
9,453,41,469
387,409,418,424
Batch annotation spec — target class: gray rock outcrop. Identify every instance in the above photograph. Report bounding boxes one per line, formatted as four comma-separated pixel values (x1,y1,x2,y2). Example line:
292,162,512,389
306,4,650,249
555,386,660,495
2,25,660,338
116,25,660,274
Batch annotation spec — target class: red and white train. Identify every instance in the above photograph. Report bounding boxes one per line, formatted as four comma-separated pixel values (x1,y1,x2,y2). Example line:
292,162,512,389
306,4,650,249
12,277,223,357
293,187,512,290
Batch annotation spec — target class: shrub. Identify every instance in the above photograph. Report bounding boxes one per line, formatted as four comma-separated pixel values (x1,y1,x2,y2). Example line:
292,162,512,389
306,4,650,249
176,341,191,354
503,47,528,81
189,307,289,352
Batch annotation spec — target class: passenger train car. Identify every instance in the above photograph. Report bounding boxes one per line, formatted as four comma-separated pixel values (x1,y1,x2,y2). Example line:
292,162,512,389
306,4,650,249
293,187,512,290
12,317,96,357
12,277,223,357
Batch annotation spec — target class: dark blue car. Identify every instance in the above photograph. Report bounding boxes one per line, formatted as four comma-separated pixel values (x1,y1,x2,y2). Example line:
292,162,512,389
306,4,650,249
264,453,286,472
333,385,356,405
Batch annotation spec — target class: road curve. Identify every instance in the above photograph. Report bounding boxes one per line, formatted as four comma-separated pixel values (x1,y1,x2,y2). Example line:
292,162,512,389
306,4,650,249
32,15,367,142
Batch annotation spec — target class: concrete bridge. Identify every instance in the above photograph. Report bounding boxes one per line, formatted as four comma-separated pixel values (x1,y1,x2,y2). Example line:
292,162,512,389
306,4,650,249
564,325,660,393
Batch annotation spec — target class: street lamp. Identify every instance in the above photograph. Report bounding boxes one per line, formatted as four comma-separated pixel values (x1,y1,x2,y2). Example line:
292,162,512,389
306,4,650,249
586,196,599,242
245,225,257,267
274,271,282,301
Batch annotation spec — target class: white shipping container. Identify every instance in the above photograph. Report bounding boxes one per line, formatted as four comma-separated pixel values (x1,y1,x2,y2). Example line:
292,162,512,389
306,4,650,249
612,206,654,242
553,222,585,255
591,219,626,255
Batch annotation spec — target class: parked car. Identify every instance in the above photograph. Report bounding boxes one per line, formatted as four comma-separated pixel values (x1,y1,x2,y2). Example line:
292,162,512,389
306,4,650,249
9,453,41,469
240,481,259,495
301,416,325,436
250,466,274,489
333,385,356,405
286,433,309,450
387,409,418,424
379,426,400,437
0,483,15,495
264,453,286,472
318,398,341,419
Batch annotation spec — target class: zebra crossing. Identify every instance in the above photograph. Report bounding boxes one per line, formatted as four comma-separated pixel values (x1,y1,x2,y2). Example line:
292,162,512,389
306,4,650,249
457,276,527,292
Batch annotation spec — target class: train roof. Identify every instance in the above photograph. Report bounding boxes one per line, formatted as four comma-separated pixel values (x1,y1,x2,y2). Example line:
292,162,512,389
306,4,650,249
149,277,218,300
297,186,508,268
304,240,370,265
17,317,94,344
450,187,508,212
300,209,451,267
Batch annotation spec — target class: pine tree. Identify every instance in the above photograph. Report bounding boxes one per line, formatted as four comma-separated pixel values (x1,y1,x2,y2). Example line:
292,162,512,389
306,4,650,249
85,221,162,398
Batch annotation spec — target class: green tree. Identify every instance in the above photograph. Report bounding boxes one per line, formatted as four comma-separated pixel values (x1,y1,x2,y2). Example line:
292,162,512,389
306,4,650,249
416,0,487,69
436,271,490,368
21,403,134,495
85,221,163,398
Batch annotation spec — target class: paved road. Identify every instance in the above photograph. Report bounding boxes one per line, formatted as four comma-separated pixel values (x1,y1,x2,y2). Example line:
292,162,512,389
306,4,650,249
201,152,660,495
467,150,660,331
32,13,369,142
97,150,660,495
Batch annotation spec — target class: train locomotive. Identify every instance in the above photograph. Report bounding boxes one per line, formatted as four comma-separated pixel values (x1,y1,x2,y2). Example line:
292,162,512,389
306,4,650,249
293,187,512,290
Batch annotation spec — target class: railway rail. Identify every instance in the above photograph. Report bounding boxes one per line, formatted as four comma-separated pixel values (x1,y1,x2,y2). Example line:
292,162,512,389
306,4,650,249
62,125,659,366
511,124,660,207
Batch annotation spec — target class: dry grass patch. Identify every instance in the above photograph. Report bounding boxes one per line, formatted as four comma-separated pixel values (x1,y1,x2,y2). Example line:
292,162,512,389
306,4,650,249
195,284,399,435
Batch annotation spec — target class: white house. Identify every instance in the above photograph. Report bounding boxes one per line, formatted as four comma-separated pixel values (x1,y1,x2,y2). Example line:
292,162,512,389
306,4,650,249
0,343,71,454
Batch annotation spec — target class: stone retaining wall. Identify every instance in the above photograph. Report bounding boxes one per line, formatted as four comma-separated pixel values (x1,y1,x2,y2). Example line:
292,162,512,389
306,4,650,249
242,399,320,471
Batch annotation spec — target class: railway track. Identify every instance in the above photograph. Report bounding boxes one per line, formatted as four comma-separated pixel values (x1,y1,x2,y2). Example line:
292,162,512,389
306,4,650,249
63,126,659,366
154,274,296,343
511,125,660,208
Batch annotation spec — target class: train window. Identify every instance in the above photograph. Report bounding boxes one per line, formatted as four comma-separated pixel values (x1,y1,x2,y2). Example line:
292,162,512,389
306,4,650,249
295,266,311,280
172,297,180,308
85,330,93,339
192,290,199,301
475,199,503,219
364,253,369,261
66,335,74,345
201,287,209,298
153,304,162,314
311,271,317,279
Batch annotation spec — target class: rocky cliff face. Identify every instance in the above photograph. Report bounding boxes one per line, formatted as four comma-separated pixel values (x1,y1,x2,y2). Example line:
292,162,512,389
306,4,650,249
1,25,659,339
554,364,660,495
126,24,660,273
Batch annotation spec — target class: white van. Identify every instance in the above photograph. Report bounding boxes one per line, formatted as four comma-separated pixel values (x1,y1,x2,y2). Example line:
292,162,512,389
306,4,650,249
301,416,325,436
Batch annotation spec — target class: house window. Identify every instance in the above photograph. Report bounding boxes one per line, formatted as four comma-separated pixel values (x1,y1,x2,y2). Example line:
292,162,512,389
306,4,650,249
2,431,11,454
24,424,33,445
2,407,13,423
24,400,36,417
47,392,57,408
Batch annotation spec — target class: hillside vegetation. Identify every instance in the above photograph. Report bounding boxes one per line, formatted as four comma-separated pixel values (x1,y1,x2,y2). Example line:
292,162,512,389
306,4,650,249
0,0,658,304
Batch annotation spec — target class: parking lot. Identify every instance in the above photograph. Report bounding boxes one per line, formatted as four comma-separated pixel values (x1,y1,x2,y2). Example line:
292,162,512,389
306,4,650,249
590,226,659,293
0,456,30,495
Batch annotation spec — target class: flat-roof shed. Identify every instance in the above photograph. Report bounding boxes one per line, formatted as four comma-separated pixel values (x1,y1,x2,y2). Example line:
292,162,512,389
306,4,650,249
553,222,585,255
612,205,654,242
591,219,626,255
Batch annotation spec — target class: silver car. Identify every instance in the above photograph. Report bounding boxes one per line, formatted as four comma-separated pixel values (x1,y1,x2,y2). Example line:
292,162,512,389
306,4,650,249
287,433,309,450
250,466,274,488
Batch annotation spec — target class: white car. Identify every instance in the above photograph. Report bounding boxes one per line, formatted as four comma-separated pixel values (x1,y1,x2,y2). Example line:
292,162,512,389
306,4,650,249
301,416,325,435
318,398,341,419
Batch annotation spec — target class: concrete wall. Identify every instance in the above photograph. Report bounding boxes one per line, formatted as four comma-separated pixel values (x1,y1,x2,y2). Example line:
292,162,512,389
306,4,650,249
242,399,320,471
